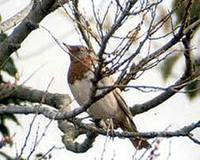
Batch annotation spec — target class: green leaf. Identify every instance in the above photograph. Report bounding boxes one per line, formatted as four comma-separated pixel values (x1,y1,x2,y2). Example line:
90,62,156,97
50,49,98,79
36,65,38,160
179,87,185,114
0,152,13,159
0,31,7,42
0,114,20,137
173,0,200,25
185,81,199,100
2,114,20,125
0,75,3,83
160,53,180,81
0,124,10,136
2,58,18,78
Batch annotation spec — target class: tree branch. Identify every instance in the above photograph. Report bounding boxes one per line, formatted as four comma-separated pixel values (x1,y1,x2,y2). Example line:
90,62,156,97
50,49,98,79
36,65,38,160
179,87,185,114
130,19,200,115
123,18,200,85
0,1,33,32
0,0,70,67
0,103,98,153
0,83,71,110
0,104,199,143
131,73,193,115
131,62,199,115
58,118,98,153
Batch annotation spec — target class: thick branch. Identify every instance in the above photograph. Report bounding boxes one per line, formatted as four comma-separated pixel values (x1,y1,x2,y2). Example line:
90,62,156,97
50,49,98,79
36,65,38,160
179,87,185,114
59,118,98,153
72,117,200,141
0,1,33,32
131,77,188,115
0,83,117,119
0,104,199,143
131,59,198,115
0,0,70,67
0,83,71,109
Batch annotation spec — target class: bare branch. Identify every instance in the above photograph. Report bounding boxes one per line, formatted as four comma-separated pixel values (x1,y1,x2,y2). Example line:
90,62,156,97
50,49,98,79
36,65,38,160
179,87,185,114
97,0,137,59
122,19,200,85
188,135,200,145
0,104,199,144
71,0,92,48
131,65,200,115
70,118,200,142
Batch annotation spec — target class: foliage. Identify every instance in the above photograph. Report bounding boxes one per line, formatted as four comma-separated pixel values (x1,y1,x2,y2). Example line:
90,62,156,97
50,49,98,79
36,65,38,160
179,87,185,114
160,0,200,100
160,53,180,81
0,18,20,137
185,80,199,99
173,0,200,25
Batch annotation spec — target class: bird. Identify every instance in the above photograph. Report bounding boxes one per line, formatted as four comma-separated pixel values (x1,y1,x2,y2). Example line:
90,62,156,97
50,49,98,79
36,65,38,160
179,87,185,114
64,43,151,150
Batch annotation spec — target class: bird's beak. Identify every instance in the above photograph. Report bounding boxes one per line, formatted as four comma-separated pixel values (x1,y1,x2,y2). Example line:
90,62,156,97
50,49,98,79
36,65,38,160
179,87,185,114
62,43,74,53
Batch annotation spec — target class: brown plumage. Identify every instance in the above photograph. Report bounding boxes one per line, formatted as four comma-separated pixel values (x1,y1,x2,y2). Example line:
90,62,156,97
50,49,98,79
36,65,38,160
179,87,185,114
64,43,151,150
68,55,92,84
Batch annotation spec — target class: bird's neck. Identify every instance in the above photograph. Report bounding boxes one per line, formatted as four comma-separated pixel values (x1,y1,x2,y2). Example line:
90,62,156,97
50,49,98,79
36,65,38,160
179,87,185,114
68,55,94,84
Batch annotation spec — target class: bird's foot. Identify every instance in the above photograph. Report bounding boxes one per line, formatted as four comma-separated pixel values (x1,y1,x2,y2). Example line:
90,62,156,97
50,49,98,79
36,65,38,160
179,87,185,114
105,119,115,141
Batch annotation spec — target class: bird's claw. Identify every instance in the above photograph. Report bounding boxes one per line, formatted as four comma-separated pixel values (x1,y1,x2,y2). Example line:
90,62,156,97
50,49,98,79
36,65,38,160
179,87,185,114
105,119,115,141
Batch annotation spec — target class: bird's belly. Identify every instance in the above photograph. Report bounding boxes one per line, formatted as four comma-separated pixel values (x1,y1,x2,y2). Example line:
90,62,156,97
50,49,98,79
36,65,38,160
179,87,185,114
69,77,120,119
69,78,92,106
88,93,120,119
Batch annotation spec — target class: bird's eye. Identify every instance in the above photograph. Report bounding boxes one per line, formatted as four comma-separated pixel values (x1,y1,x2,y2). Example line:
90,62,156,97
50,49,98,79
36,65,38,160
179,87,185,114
79,47,85,52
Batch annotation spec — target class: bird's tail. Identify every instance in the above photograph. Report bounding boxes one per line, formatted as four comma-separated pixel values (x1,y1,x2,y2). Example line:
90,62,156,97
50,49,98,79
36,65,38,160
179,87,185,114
119,118,151,150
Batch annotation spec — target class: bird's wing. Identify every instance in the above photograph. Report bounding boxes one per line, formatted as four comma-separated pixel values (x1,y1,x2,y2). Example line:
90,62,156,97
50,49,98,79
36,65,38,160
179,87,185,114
112,89,137,128
99,76,137,128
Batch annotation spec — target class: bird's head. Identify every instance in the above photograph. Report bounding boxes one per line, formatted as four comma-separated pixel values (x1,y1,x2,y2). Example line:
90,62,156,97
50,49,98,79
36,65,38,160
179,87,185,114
63,43,92,61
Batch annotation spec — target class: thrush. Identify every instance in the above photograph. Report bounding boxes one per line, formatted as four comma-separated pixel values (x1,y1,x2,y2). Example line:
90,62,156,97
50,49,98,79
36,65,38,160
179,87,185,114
64,43,151,150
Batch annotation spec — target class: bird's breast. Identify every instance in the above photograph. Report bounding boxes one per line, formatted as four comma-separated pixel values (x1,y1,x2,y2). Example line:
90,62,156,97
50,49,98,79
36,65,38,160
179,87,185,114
69,71,94,106
69,71,122,119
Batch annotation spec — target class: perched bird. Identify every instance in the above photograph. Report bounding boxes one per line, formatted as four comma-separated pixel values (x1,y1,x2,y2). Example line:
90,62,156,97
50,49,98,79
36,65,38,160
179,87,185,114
64,43,150,150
